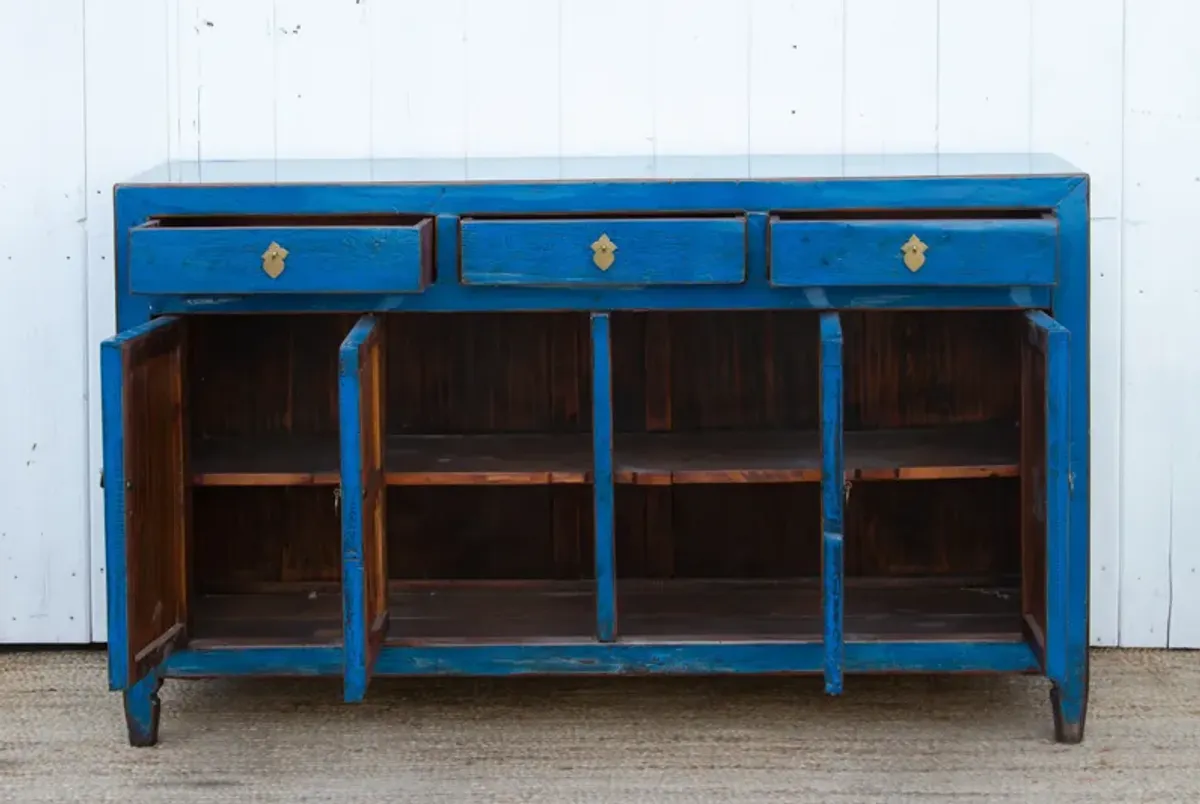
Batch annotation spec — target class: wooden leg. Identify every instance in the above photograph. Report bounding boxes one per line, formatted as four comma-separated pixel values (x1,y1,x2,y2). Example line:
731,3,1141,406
123,673,163,748
1050,674,1088,744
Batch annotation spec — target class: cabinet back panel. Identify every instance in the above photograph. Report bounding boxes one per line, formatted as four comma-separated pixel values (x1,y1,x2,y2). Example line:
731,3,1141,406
386,486,592,580
611,311,819,433
192,486,342,590
617,485,822,579
188,314,356,439
841,311,1021,429
385,312,591,434
846,478,1020,578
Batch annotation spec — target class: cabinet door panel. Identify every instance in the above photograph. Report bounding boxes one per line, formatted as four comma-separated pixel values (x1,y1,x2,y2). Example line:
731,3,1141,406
1021,311,1069,673
340,314,388,702
101,316,190,690
819,312,844,694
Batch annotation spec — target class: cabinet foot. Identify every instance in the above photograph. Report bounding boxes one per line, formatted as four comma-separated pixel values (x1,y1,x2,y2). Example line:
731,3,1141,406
123,674,163,748
1050,678,1088,744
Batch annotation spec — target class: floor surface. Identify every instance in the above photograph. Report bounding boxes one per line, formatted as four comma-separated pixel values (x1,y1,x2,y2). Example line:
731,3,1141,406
1,648,1197,802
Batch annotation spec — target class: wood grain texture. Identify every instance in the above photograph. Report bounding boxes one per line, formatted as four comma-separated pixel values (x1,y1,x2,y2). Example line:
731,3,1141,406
100,316,190,687
129,218,433,295
612,311,819,433
845,479,1020,579
187,578,1023,647
770,217,1058,287
460,217,748,286
192,486,341,589
841,311,1021,430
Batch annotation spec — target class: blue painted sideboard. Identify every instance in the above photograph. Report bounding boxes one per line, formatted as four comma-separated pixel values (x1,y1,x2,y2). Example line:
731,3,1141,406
101,154,1089,745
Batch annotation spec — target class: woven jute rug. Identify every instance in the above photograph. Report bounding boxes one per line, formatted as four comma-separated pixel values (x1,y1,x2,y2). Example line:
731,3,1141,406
1,648,1197,802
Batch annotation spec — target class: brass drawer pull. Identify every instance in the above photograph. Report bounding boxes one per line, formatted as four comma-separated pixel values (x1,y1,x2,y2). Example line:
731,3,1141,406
261,242,289,278
901,234,927,272
591,234,617,271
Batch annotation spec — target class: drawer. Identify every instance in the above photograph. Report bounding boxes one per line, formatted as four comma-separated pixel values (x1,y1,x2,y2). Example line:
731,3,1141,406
128,214,433,295
460,216,747,286
769,215,1058,287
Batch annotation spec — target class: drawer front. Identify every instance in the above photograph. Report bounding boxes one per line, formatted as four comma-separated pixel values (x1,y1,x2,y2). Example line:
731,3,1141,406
129,219,432,295
460,217,747,286
769,217,1058,287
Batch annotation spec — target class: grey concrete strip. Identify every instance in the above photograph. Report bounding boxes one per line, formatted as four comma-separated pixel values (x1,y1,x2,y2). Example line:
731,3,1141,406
1,649,1198,803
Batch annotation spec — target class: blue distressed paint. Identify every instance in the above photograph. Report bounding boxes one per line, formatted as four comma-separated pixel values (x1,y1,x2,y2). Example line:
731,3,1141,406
461,217,747,286
770,218,1058,287
123,671,162,747
823,532,844,694
819,312,845,695
148,285,1054,316
1048,178,1089,742
162,640,1039,678
592,313,616,643
339,314,379,703
166,647,344,677
130,220,431,295
100,316,183,692
104,155,1091,742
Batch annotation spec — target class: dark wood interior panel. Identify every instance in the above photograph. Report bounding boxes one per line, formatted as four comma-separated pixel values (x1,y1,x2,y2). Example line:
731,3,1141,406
386,486,594,580
386,312,591,434
192,486,342,590
121,322,189,676
845,478,1020,578
841,311,1021,430
188,313,356,441
185,310,1027,618
617,485,821,579
611,311,819,433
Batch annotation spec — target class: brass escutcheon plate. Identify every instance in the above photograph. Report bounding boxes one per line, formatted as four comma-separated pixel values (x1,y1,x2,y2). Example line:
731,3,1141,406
900,234,927,272
261,242,289,279
591,234,617,271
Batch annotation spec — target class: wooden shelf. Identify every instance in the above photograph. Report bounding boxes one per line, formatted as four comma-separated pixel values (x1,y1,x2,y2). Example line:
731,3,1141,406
616,431,820,484
187,577,1022,647
845,424,1018,481
190,424,1016,487
191,434,592,486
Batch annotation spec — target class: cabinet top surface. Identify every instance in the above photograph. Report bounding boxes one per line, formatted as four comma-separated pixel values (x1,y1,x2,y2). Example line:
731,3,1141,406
122,153,1083,187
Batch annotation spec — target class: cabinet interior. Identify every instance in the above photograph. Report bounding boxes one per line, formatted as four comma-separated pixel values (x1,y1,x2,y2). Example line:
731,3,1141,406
185,310,1029,648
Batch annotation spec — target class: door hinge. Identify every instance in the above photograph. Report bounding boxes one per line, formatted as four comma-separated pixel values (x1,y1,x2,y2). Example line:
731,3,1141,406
99,468,105,489
1068,471,1075,495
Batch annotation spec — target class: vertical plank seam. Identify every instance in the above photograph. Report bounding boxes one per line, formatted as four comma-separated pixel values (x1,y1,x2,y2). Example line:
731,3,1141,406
1116,0,1128,648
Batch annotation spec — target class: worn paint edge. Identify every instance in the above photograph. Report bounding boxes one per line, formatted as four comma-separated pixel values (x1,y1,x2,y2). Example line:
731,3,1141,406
591,313,616,642
162,641,1039,678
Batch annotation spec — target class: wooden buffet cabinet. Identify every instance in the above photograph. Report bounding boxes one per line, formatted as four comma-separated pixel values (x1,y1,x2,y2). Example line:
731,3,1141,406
101,154,1090,745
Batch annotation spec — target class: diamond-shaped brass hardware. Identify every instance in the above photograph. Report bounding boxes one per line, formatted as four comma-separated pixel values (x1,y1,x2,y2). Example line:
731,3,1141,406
261,242,289,279
591,234,617,271
900,234,927,272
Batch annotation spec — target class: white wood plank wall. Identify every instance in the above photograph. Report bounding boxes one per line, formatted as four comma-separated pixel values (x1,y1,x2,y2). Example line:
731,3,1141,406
0,0,1194,648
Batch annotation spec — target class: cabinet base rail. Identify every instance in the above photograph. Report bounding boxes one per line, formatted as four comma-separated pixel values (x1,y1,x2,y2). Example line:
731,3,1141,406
161,640,1041,677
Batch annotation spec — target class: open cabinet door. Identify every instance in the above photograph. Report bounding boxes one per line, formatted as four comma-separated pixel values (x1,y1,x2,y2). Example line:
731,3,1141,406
100,316,190,692
819,312,844,695
1021,311,1070,673
340,314,388,702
